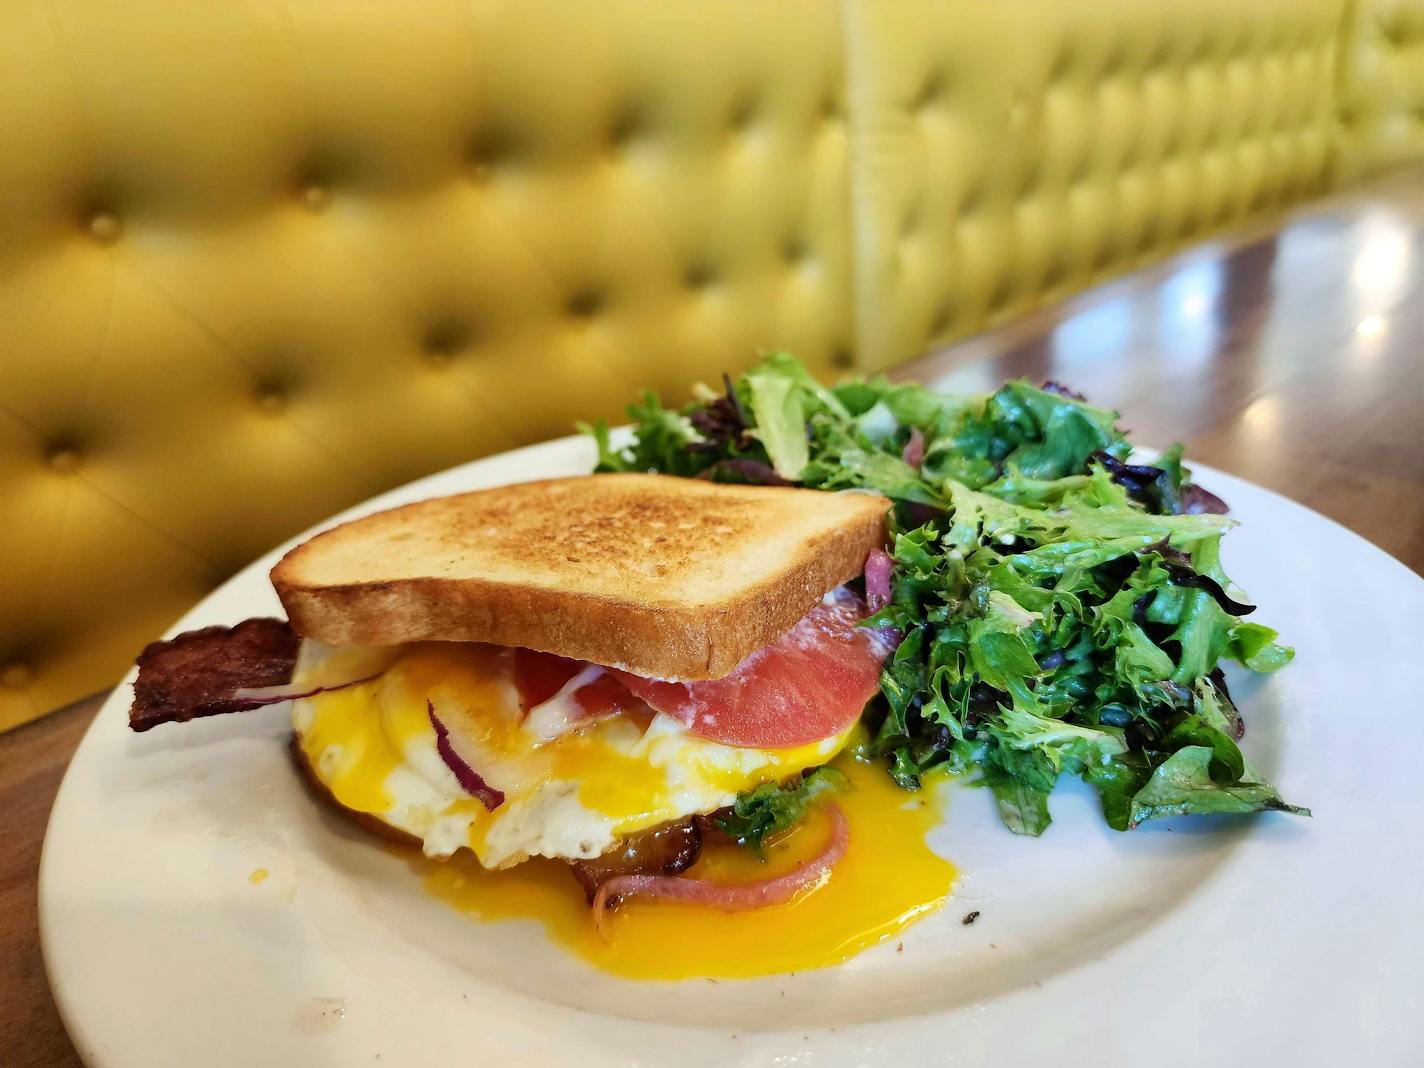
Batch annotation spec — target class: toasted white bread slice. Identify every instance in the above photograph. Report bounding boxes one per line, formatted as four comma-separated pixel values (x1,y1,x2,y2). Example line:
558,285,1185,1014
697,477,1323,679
271,473,888,680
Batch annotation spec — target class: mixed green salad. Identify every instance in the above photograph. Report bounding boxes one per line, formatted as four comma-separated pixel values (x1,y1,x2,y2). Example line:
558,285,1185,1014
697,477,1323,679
582,353,1307,836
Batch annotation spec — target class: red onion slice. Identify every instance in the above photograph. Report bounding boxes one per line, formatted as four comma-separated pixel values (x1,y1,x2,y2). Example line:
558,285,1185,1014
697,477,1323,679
230,675,380,705
524,664,607,741
427,702,505,811
865,547,894,613
591,804,849,938
902,427,925,469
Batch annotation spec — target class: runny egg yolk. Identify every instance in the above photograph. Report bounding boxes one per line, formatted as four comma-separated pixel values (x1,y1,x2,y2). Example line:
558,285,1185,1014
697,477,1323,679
420,739,957,980
293,640,958,978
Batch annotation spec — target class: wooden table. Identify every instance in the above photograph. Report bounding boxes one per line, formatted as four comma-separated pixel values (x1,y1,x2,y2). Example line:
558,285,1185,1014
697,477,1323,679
2,692,96,1068
5,168,1422,1067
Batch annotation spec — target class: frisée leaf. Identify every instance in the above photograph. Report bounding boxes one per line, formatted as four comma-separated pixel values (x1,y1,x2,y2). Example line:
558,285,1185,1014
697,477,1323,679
716,767,849,856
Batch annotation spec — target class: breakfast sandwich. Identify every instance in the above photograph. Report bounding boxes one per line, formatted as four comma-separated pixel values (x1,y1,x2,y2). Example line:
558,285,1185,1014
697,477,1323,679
129,473,895,913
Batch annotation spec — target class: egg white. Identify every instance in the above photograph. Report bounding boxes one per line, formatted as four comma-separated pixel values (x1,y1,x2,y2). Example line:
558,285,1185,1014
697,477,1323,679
291,640,852,869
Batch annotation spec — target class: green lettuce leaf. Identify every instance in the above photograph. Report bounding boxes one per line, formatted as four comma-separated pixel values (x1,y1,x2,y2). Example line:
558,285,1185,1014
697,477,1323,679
716,767,849,855
1228,622,1295,673
1127,746,1310,827
582,352,1306,837
744,366,810,479
982,760,1055,836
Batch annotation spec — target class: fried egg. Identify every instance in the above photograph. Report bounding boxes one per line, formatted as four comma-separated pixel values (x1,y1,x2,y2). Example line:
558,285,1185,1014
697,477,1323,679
423,740,958,980
291,640,853,869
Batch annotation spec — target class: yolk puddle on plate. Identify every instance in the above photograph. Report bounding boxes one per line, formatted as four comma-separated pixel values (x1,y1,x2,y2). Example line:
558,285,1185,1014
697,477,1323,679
419,747,956,980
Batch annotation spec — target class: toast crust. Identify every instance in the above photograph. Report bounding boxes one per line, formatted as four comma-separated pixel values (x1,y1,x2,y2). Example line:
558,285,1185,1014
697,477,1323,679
272,474,889,679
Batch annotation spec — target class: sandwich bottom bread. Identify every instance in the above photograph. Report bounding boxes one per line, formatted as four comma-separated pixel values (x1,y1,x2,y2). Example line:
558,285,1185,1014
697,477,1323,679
127,474,900,921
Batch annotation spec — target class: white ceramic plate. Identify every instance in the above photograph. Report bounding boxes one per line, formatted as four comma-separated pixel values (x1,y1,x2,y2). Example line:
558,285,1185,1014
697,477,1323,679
41,434,1424,1067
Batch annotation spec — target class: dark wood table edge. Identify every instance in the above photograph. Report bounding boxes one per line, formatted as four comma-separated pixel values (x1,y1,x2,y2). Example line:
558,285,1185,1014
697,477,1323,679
2,692,106,1068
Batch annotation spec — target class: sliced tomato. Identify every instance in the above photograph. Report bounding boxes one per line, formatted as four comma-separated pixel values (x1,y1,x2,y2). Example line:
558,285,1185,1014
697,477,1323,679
516,648,652,738
570,672,637,719
612,590,892,749
513,649,586,711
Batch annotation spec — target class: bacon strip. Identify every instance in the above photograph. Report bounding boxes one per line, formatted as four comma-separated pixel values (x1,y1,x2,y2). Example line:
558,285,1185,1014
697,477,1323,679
591,805,849,938
130,618,301,732
569,819,702,902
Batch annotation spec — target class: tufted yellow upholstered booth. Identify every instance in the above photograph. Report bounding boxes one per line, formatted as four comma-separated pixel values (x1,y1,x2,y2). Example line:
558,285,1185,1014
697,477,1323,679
845,0,1349,372
0,0,852,729
4,0,1424,731
1335,0,1424,183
